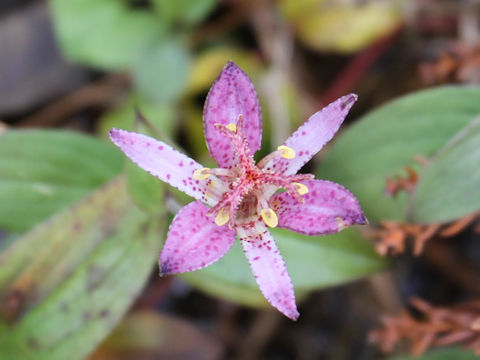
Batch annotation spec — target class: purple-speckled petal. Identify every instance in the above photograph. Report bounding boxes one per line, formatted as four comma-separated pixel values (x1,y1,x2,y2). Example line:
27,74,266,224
109,128,221,206
160,201,236,275
203,61,262,168
237,221,299,320
272,180,367,236
264,94,358,175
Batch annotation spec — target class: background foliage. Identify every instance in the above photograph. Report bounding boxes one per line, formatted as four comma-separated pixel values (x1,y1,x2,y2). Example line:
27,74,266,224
1,0,480,358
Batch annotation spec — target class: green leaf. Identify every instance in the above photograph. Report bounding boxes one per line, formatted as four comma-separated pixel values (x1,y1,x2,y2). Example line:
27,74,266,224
317,86,480,222
152,0,218,26
125,157,165,215
133,40,191,103
92,311,222,359
389,348,478,360
181,228,386,307
412,117,480,223
0,178,163,360
0,130,123,232
49,0,163,69
96,95,175,141
97,97,173,214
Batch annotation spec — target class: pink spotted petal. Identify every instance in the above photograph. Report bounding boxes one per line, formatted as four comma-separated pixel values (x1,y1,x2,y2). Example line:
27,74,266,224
203,61,262,168
109,129,220,205
237,222,299,320
273,180,367,236
160,201,236,275
265,94,358,175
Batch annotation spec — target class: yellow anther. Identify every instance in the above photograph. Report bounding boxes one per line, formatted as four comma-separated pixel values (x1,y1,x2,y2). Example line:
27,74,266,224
215,207,230,226
277,145,296,159
225,123,237,133
193,168,210,180
260,208,278,228
293,182,309,195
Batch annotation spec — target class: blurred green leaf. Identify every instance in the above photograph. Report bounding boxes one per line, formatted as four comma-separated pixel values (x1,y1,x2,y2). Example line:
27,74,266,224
0,233,19,252
279,0,401,53
412,117,480,223
0,130,123,232
90,311,222,360
49,0,162,69
182,103,212,164
0,178,163,360
125,110,170,215
98,98,174,214
97,95,175,141
182,228,386,307
133,40,191,103
152,0,218,26
126,160,165,216
318,86,480,222
389,348,478,360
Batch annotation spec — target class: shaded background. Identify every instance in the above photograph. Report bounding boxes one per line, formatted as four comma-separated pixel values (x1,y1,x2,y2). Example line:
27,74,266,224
1,0,480,359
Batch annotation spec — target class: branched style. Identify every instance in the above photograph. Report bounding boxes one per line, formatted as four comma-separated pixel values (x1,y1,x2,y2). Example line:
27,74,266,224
109,61,366,320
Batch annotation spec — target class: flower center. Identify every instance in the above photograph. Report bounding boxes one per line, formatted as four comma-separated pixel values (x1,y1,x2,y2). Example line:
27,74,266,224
194,115,313,228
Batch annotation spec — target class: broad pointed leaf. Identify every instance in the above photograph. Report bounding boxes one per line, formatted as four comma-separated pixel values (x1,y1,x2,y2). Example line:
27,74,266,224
181,228,386,307
0,178,163,360
412,117,480,223
389,348,478,360
49,0,162,69
318,86,480,222
0,130,123,232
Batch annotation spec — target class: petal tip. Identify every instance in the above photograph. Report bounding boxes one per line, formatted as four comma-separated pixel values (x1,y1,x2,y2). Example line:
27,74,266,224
224,60,240,72
357,212,368,226
108,128,124,144
341,93,358,110
159,261,173,277
286,309,300,321
272,299,299,321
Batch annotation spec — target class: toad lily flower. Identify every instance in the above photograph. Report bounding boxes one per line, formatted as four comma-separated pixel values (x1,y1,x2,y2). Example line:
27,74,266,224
109,61,366,320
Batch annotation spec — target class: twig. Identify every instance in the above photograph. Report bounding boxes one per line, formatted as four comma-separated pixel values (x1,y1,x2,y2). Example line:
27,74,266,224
423,241,480,297
233,310,282,360
320,25,402,105
18,73,129,128
251,0,293,145
190,1,249,47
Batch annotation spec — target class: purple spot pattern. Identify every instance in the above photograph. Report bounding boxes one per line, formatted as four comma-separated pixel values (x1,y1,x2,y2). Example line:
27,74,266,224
265,94,358,175
272,180,367,236
109,129,218,204
203,61,262,168
108,62,365,321
160,201,236,275
238,223,299,320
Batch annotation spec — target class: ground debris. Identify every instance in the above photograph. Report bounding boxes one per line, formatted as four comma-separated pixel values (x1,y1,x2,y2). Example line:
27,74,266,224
366,212,479,257
370,297,480,356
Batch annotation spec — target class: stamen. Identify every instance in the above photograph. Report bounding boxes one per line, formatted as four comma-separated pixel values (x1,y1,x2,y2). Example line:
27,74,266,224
215,207,230,226
260,208,278,228
209,168,233,177
293,182,309,195
193,168,211,180
277,145,296,159
225,123,237,133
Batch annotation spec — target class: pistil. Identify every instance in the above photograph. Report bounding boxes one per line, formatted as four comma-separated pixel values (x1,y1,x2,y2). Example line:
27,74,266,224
204,114,314,230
